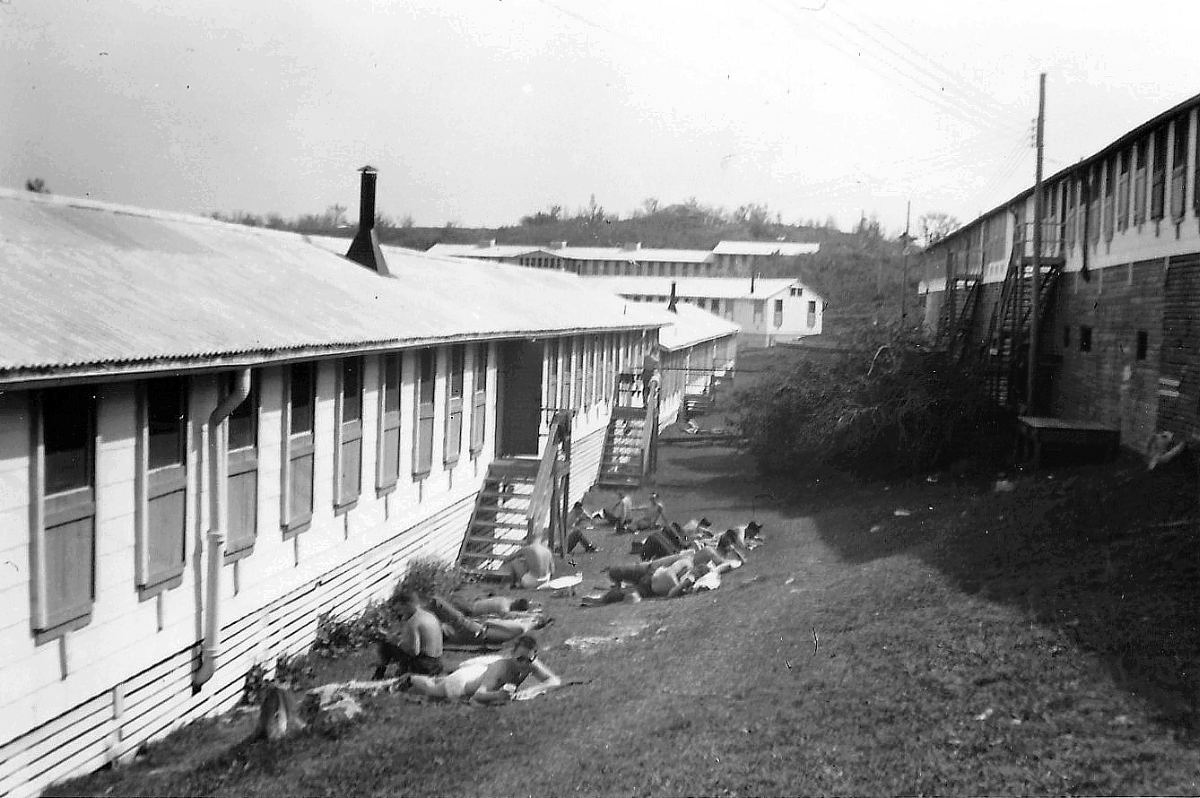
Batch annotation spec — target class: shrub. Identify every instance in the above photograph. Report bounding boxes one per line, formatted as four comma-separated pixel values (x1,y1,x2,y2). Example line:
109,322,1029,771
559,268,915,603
734,323,1006,478
311,600,392,658
393,556,466,602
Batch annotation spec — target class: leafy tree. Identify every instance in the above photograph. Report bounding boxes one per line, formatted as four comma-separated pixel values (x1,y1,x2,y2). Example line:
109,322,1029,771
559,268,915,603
918,212,960,248
24,177,49,194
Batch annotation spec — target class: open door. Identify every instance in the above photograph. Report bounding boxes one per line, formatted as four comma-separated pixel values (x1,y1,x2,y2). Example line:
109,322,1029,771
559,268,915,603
496,339,544,457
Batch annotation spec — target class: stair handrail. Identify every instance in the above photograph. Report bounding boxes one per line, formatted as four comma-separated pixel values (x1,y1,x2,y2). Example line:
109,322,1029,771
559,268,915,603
526,410,571,542
640,373,660,480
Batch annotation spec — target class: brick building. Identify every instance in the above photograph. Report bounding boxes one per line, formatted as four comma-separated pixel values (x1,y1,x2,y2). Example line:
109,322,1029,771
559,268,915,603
920,91,1200,452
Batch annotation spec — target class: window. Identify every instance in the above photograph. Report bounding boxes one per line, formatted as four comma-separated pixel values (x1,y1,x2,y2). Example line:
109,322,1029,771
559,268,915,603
790,286,803,297
572,337,584,410
1171,115,1188,220
444,345,465,466
136,377,187,596
1117,148,1130,231
1062,325,1071,348
807,300,817,328
1088,165,1101,244
377,353,402,491
546,339,560,409
31,387,97,640
1079,325,1093,353
334,357,363,509
584,337,596,406
753,300,765,327
1133,138,1148,224
1151,127,1167,220
1102,157,1115,242
773,299,784,328
282,362,316,533
413,348,436,477
226,373,259,557
470,344,488,455
1136,330,1149,361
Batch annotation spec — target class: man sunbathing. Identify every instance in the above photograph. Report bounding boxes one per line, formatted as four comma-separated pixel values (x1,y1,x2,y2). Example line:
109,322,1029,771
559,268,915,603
452,595,532,616
373,591,444,679
428,596,550,646
405,635,562,705
503,535,554,589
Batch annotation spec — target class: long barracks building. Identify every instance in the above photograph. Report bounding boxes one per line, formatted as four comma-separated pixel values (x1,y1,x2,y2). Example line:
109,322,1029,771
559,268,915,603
920,91,1200,452
0,173,734,796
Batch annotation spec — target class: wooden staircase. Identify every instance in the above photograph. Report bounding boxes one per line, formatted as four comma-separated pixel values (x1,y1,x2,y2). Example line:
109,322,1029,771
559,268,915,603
937,276,982,362
457,458,540,579
978,224,1065,408
597,406,648,489
597,374,660,489
457,411,572,579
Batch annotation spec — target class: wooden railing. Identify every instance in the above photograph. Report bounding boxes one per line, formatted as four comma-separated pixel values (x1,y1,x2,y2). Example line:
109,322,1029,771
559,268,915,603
526,410,571,547
640,376,659,479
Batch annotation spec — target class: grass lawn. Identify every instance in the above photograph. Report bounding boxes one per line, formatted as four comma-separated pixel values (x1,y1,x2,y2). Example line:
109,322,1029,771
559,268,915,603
52,353,1200,796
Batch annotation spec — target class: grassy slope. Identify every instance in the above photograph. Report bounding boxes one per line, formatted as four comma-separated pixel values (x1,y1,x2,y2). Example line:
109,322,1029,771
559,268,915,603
51,365,1200,797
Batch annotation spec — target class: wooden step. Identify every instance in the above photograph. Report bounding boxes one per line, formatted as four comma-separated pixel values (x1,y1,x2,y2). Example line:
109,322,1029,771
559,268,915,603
462,534,523,548
470,518,527,530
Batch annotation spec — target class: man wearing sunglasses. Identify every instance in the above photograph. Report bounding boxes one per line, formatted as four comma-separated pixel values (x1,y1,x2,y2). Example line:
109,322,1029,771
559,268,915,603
404,634,562,705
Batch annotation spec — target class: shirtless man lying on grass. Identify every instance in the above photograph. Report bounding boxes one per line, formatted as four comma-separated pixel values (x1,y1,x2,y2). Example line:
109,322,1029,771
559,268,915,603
404,635,562,705
428,596,552,646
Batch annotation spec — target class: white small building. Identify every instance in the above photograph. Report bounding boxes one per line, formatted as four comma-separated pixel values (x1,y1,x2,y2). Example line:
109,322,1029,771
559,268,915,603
582,276,823,348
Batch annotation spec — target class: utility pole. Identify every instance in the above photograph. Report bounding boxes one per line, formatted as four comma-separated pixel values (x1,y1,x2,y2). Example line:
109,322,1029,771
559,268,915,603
900,200,911,325
1026,73,1046,412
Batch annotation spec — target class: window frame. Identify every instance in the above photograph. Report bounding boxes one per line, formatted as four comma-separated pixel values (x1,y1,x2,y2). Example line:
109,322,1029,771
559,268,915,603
280,361,317,536
469,343,489,457
29,387,98,643
444,344,465,467
333,356,363,512
412,347,436,479
225,372,260,561
376,352,402,493
135,376,189,599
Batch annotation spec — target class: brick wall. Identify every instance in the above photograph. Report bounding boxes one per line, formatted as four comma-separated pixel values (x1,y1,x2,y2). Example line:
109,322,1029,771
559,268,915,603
1043,262,1166,451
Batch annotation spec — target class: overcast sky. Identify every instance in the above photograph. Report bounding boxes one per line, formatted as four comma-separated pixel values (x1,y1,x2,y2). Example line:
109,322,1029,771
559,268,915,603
2,0,1198,234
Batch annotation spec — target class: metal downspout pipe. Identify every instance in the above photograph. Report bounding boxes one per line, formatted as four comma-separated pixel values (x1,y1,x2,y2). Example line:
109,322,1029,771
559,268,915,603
193,369,251,691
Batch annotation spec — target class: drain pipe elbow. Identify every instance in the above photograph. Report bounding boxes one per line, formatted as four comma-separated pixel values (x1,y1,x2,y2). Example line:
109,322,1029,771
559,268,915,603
194,369,251,691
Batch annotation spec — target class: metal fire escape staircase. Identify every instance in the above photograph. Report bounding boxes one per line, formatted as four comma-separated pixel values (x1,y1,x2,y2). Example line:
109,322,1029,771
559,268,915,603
978,223,1065,407
457,411,572,579
597,372,660,489
937,271,983,362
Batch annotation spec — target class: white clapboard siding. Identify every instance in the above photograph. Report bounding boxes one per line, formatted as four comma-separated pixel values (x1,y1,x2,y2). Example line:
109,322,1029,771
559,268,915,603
6,491,477,798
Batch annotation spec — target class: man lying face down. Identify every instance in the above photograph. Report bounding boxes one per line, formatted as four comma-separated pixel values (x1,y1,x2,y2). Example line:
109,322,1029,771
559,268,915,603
404,635,562,705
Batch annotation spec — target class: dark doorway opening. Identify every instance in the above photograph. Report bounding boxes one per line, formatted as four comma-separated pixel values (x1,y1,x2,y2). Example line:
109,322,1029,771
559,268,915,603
496,339,544,457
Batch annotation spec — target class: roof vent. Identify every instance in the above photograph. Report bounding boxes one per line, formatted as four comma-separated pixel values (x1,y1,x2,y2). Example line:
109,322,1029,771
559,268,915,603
345,166,390,276
667,281,678,313
476,239,497,248
547,240,568,250
621,241,642,251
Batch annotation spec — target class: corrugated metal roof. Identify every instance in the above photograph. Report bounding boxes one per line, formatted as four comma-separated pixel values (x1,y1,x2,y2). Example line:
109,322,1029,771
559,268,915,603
580,276,815,300
0,191,662,383
713,240,820,256
425,243,716,264
653,303,741,351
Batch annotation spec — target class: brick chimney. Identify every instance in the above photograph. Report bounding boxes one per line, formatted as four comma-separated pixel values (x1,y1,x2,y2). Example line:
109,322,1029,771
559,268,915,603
345,165,390,276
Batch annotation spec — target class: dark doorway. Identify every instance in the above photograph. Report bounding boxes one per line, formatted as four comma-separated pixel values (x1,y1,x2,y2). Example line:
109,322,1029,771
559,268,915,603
496,340,544,456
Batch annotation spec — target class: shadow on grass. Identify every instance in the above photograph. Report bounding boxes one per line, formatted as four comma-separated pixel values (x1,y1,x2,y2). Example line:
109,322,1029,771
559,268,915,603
798,451,1200,741
660,432,1200,740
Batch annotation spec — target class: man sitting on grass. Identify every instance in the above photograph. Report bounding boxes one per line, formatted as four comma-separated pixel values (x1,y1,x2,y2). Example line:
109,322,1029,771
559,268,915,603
503,534,554,589
404,635,562,705
373,591,444,679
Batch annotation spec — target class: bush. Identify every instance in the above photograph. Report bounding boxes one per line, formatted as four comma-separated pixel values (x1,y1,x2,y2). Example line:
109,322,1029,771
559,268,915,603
393,556,466,602
311,600,393,658
734,324,1007,478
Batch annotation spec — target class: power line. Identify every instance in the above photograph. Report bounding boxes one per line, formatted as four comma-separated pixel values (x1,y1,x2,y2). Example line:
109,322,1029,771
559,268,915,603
832,1,1025,133
763,0,1023,141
